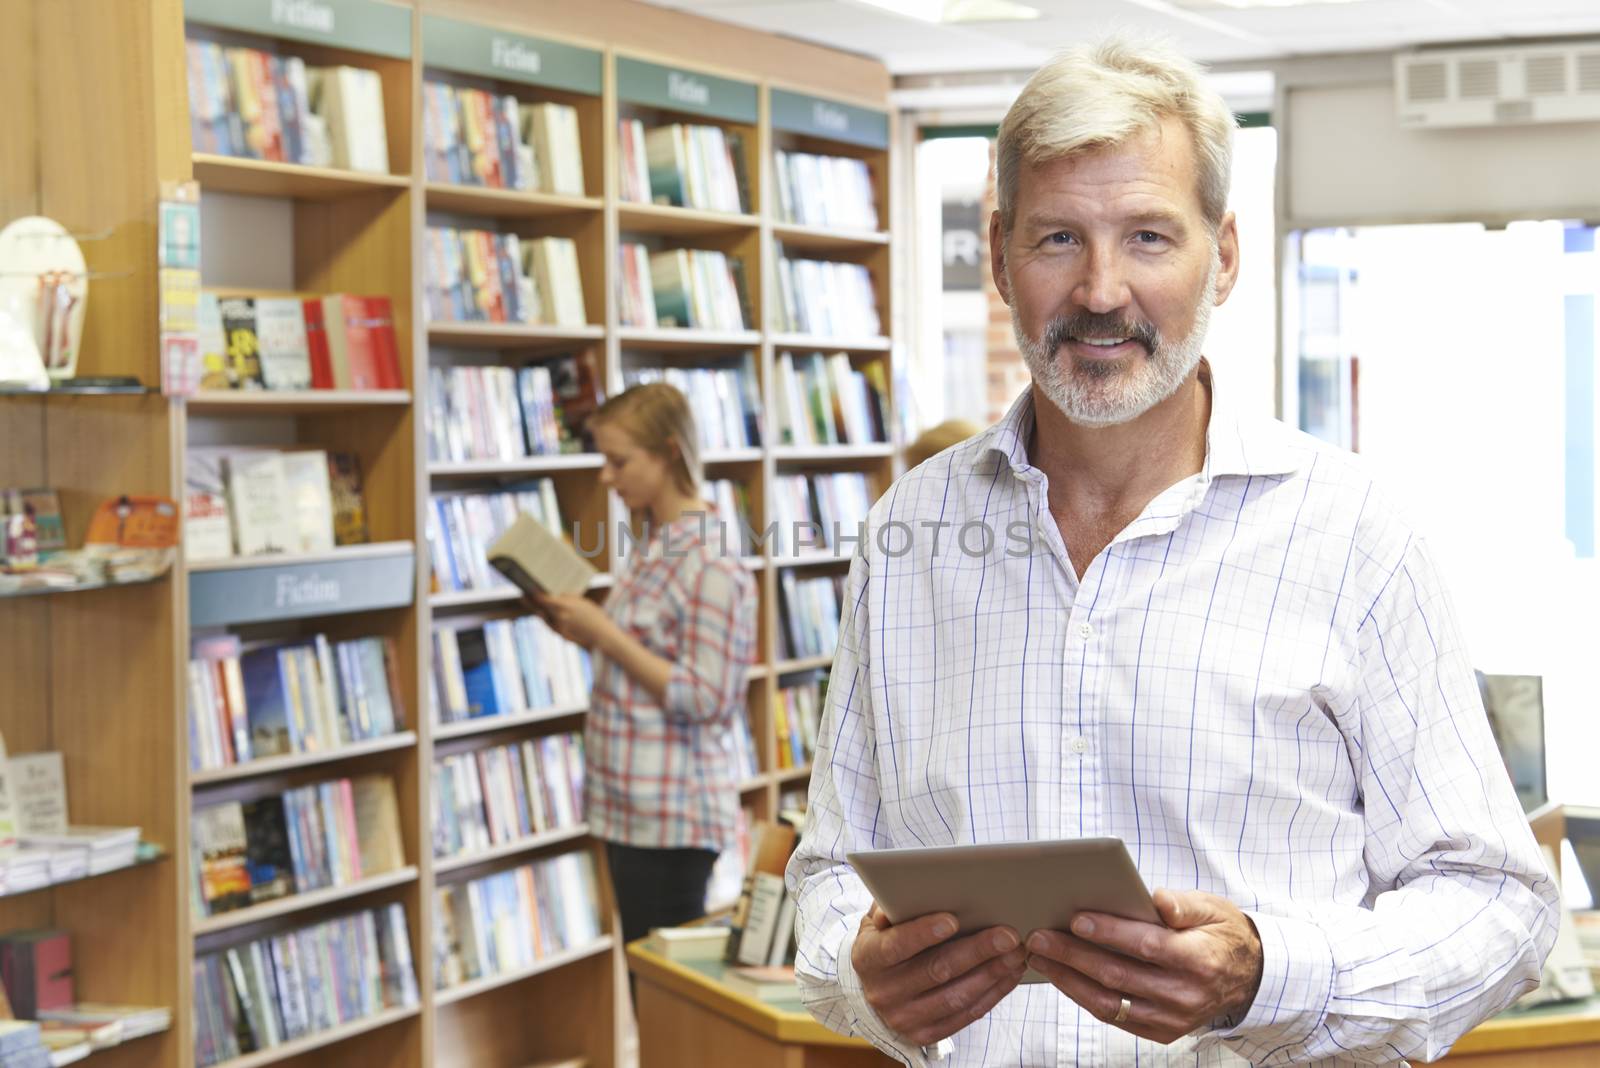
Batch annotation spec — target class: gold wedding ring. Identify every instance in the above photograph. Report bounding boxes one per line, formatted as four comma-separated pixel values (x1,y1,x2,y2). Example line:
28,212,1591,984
1112,996,1131,1024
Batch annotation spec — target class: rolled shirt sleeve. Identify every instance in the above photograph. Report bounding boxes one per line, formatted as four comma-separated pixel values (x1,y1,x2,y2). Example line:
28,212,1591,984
663,558,756,726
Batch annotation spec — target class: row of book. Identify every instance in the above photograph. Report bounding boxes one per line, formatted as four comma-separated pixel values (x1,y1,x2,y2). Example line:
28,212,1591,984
706,479,758,557
777,571,844,662
422,82,585,195
193,904,418,1067
769,472,873,556
191,775,405,917
774,254,881,338
428,363,569,464
423,228,588,327
773,150,879,232
185,40,390,173
774,673,827,770
199,293,403,393
621,356,762,452
427,483,569,595
617,245,750,332
727,710,760,783
774,352,891,448
432,733,585,860
432,851,602,991
187,632,405,773
184,447,369,562
618,121,748,214
431,615,592,725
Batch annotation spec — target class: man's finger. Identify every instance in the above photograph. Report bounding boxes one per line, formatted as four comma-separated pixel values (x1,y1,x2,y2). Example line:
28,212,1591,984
881,927,1020,1002
858,911,960,970
1027,955,1195,1041
886,949,1026,1044
1061,912,1175,965
1027,931,1190,1006
1155,888,1231,930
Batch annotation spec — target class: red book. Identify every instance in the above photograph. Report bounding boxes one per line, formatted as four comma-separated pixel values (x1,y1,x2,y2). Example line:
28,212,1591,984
319,294,383,391
0,929,73,1018
363,295,402,389
301,298,334,389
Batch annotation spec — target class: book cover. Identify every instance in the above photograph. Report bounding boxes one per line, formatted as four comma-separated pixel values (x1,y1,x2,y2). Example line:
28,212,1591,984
279,450,335,555
10,752,67,837
351,775,405,875
299,298,334,389
217,297,265,389
193,803,252,914
184,447,234,562
325,452,370,546
240,796,296,904
224,451,295,556
253,298,312,390
487,513,596,599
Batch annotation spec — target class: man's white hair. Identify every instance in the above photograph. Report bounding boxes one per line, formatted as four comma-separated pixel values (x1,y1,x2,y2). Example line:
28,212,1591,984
995,37,1236,234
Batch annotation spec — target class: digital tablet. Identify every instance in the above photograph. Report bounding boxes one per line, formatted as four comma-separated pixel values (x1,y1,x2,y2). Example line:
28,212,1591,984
846,838,1162,984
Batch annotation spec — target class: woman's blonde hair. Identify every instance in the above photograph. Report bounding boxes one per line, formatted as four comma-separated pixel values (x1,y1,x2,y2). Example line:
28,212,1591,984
590,382,702,498
906,418,982,469
995,37,1236,236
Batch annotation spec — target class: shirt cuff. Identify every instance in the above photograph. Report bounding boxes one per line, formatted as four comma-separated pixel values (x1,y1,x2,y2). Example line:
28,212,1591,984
835,923,953,1065
1201,911,1334,1064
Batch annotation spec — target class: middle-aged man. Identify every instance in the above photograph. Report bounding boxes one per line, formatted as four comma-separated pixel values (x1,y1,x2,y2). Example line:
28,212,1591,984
785,36,1559,1067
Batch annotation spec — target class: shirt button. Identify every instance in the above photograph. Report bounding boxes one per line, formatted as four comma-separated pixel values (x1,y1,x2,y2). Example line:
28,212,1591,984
1078,622,1093,640
1070,736,1090,755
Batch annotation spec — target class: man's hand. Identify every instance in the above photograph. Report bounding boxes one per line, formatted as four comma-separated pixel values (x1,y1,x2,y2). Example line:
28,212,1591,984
851,905,1027,1048
1024,889,1263,1044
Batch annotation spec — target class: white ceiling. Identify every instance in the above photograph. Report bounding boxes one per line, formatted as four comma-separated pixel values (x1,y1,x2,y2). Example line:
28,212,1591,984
641,0,1600,75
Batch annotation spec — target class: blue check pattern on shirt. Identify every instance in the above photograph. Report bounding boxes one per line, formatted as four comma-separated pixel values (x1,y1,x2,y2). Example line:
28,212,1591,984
786,383,1558,1067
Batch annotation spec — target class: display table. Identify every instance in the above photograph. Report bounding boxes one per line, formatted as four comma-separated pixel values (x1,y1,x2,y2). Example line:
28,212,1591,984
627,939,1600,1067
626,939,895,1068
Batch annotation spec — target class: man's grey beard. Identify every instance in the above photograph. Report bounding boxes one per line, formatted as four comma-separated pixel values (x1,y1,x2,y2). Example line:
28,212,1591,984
1010,256,1219,428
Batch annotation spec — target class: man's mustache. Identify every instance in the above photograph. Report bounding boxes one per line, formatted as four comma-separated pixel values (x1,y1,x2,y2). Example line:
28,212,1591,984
1040,313,1161,355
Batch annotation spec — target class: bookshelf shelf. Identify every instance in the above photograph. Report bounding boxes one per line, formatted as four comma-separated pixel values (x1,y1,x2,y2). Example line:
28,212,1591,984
434,937,615,1007
775,654,834,675
771,444,894,462
774,765,813,785
186,541,415,574
616,328,763,352
0,571,167,600
426,322,606,348
747,664,771,682
771,553,848,569
189,733,419,788
184,390,413,414
0,845,165,901
192,866,420,938
433,703,589,742
768,333,892,353
616,203,760,237
191,154,412,200
703,448,765,465
433,824,591,877
737,776,768,795
425,183,604,219
770,222,890,253
209,1006,421,1068
429,455,604,477
0,382,152,397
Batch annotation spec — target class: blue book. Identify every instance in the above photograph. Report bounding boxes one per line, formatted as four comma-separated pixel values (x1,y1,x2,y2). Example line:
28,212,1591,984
239,645,298,757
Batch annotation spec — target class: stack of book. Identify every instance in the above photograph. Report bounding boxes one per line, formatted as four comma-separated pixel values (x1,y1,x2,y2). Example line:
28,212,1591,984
187,632,404,772
621,356,762,452
39,1003,172,1056
769,473,872,556
432,732,585,859
431,616,591,725
190,774,406,918
724,821,799,968
16,827,139,880
427,482,569,595
185,41,390,173
0,744,144,893
773,150,879,231
192,904,418,1066
422,83,584,195
617,120,748,213
424,228,588,328
185,447,368,562
777,573,844,661
617,244,750,332
198,292,403,393
773,352,890,447
774,254,880,338
773,673,827,770
432,851,602,990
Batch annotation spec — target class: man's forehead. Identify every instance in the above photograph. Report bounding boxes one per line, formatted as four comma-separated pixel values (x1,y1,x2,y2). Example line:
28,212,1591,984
1015,120,1203,219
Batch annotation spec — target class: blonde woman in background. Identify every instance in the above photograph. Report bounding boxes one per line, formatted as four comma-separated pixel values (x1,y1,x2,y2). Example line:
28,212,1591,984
905,418,983,469
532,382,758,946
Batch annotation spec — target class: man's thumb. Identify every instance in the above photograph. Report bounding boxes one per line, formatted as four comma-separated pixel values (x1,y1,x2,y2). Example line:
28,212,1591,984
1154,888,1223,929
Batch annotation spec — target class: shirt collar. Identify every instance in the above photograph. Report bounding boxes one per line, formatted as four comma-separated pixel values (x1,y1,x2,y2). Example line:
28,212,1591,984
977,359,1305,481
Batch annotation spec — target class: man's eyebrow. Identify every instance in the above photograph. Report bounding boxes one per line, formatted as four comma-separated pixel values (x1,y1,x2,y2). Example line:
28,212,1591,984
1019,209,1191,234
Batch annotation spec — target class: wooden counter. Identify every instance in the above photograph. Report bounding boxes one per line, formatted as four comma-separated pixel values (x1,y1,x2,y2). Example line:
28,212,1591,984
1438,996,1600,1064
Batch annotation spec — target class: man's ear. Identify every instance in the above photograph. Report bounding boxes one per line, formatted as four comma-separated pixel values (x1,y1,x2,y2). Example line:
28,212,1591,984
989,210,1012,306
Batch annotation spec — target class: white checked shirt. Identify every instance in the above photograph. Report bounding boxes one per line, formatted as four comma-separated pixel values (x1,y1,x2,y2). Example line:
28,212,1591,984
786,373,1559,1067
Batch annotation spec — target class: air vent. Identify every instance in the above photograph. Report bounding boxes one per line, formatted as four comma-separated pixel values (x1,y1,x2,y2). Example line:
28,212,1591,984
1578,52,1600,93
1495,99,1534,123
1406,61,1448,102
1457,59,1498,98
1525,54,1568,96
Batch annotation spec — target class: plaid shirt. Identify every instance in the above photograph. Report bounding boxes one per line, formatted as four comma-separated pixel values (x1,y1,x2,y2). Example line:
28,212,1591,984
586,511,758,852
787,373,1558,1067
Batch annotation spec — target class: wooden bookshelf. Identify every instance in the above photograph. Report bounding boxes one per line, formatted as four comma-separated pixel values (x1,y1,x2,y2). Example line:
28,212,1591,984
5,2,893,1067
